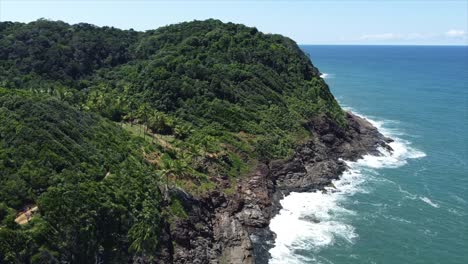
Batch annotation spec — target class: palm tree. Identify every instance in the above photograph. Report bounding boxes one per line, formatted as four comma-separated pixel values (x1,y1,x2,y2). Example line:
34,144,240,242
159,154,175,201
136,103,151,139
159,154,190,200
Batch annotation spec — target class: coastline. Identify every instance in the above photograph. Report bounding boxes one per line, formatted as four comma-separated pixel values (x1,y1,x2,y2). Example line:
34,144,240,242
250,111,394,263
151,111,394,263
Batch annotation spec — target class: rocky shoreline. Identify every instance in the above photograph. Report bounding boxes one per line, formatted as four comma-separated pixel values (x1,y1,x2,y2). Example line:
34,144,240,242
152,112,393,264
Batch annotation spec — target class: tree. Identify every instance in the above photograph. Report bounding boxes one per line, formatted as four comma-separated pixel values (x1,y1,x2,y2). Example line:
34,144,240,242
158,154,191,200
136,103,151,138
147,110,173,135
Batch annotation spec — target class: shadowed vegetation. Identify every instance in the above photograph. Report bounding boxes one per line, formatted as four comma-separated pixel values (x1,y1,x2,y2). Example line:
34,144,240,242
0,19,344,263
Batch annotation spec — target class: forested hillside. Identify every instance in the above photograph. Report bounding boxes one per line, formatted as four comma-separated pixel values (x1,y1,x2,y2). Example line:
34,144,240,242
0,19,344,263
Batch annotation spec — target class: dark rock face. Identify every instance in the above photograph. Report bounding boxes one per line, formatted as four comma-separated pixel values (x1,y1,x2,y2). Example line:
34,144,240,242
273,112,393,193
251,112,393,263
151,112,392,264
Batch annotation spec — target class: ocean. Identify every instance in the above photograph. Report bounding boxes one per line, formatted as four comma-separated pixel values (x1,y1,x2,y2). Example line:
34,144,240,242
268,45,468,264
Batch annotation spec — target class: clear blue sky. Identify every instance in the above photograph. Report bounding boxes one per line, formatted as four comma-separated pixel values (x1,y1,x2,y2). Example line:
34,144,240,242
1,0,467,45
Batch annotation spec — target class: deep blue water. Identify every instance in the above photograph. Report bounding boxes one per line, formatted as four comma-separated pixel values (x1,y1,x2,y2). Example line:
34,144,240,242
269,46,468,264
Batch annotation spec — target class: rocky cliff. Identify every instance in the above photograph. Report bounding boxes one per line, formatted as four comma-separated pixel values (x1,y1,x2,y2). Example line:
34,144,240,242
151,112,393,264
0,20,392,263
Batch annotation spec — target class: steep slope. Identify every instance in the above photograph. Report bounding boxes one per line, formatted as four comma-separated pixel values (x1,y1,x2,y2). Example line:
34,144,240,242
0,89,165,263
0,19,344,159
0,20,387,264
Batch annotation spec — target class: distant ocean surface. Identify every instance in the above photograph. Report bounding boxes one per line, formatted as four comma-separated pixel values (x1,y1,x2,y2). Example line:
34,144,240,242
269,45,468,264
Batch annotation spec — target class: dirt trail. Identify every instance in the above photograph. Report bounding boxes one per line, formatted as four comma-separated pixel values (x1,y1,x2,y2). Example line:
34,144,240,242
15,206,38,225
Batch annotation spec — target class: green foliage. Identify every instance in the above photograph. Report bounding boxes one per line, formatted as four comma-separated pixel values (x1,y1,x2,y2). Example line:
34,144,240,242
147,110,174,135
0,20,344,159
0,19,347,262
0,19,137,86
0,89,163,262
169,197,188,220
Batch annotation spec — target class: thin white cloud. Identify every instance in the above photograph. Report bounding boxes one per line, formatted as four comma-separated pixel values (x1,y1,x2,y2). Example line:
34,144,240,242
360,30,467,42
405,33,434,40
360,32,436,41
360,33,401,40
445,29,467,38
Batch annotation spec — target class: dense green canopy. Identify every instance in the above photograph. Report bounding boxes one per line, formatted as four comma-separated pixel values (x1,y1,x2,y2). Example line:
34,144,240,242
0,89,164,263
0,19,344,263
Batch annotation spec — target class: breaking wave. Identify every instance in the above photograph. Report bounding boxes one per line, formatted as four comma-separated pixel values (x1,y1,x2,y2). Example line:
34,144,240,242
268,112,426,264
320,73,333,79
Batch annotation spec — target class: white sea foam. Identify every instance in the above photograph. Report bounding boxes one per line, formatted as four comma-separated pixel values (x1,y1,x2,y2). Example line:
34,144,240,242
382,214,412,224
398,185,418,200
268,112,426,264
320,73,333,79
419,196,440,208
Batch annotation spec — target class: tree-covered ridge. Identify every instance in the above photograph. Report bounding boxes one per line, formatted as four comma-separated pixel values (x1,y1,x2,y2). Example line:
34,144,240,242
0,19,344,157
0,19,345,263
0,89,167,262
0,19,137,84
0,88,146,208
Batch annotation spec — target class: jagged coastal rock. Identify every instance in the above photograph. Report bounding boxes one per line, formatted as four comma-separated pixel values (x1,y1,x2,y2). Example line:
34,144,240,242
0,20,393,263
154,112,393,263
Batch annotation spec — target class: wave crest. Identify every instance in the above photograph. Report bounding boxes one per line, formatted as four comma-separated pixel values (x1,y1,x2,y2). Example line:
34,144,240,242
320,73,333,79
268,112,426,264
419,196,440,208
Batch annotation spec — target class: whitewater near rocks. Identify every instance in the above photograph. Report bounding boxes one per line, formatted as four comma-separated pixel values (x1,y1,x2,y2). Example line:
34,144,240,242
268,111,426,264
148,110,399,263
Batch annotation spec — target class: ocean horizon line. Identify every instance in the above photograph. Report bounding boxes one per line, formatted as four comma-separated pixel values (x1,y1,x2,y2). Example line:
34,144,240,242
299,44,468,47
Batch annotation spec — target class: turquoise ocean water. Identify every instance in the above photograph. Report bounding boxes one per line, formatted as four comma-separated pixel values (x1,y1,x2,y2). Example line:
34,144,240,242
268,46,468,264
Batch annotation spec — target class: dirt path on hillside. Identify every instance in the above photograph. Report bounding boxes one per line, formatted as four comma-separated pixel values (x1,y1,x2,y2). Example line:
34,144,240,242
15,206,38,225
